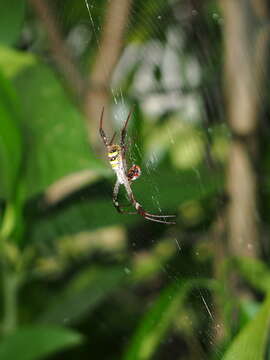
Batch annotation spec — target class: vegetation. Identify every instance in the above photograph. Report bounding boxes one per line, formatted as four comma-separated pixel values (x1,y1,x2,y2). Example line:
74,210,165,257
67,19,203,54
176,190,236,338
0,0,270,359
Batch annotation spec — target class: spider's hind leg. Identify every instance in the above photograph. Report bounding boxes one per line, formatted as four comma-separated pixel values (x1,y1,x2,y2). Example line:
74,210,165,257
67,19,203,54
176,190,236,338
113,180,137,214
137,206,176,225
129,194,176,224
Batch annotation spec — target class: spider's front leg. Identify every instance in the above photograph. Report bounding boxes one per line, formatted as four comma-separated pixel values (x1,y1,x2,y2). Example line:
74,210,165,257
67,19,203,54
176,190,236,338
99,107,116,147
120,107,134,150
99,107,109,146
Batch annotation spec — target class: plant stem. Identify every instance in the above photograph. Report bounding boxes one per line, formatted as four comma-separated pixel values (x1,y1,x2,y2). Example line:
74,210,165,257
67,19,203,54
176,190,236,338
0,202,19,335
0,202,15,241
2,266,19,335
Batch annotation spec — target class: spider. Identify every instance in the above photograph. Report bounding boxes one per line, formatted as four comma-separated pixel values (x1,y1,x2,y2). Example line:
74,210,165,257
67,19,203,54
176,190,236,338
99,107,176,225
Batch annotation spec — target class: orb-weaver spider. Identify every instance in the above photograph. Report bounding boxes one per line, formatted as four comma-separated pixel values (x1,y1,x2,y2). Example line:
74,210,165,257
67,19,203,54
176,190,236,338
99,107,176,225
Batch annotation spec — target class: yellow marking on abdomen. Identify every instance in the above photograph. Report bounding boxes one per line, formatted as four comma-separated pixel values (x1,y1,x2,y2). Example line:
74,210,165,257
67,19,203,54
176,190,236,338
108,151,119,157
110,158,120,169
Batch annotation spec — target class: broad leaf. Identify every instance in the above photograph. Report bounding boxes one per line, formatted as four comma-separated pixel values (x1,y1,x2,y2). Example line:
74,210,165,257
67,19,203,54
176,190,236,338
0,46,106,199
29,164,222,243
38,266,126,325
223,294,270,360
0,325,82,360
14,63,105,198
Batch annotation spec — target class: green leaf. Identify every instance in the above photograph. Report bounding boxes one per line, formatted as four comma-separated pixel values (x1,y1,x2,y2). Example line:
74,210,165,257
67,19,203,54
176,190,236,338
27,164,222,246
0,1,26,46
14,62,106,198
223,293,270,360
0,46,106,198
123,278,216,360
38,266,126,325
0,325,82,360
0,69,22,199
225,257,270,293
31,198,136,244
0,46,36,79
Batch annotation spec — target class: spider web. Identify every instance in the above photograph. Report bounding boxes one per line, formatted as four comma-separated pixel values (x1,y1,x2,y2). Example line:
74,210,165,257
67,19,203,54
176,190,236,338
65,1,225,359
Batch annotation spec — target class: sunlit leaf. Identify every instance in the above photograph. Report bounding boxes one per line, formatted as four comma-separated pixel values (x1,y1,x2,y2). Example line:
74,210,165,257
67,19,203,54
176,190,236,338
223,294,270,360
15,63,106,198
0,46,36,78
0,47,106,198
0,325,82,360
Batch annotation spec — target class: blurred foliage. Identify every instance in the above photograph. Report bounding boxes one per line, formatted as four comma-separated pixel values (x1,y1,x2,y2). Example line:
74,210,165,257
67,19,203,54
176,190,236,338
0,0,269,360
0,325,82,360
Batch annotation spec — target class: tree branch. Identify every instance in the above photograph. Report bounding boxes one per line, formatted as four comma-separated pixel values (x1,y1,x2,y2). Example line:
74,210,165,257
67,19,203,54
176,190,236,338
84,0,133,154
29,0,86,99
221,0,270,257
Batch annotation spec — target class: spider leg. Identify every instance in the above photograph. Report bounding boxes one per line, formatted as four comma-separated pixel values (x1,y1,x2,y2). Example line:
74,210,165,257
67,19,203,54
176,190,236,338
123,179,176,225
112,180,122,213
116,207,174,220
109,132,117,145
113,181,134,214
143,212,176,218
139,208,176,225
106,107,175,225
120,106,134,148
99,106,109,146
144,216,176,225
112,181,138,214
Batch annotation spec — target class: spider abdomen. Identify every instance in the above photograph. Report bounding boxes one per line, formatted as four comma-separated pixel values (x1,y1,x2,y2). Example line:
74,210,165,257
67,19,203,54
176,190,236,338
108,145,121,169
108,145,127,184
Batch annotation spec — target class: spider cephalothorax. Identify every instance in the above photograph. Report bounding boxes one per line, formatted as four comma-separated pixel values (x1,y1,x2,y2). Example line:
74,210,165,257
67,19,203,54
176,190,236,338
127,164,141,182
99,107,176,225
